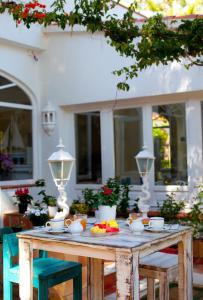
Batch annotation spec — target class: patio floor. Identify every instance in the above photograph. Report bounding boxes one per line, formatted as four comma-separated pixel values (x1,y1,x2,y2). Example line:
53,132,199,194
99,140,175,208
2,280,203,300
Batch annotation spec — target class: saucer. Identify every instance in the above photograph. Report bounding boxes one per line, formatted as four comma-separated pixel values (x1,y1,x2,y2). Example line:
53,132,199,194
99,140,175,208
45,228,69,235
145,226,165,232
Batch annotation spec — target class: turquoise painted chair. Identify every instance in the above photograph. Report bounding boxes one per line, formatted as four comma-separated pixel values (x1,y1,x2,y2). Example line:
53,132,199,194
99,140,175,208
3,233,82,300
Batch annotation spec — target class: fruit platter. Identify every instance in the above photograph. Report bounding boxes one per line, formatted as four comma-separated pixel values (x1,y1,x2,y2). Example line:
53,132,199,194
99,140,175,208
90,220,120,236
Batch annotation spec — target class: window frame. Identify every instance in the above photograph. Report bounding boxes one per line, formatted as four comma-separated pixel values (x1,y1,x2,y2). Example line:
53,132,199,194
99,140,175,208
0,79,37,187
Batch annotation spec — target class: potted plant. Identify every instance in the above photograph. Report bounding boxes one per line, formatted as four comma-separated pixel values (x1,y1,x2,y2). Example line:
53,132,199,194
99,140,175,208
97,183,119,221
25,207,49,227
70,200,89,215
38,190,58,218
14,188,33,214
82,188,99,217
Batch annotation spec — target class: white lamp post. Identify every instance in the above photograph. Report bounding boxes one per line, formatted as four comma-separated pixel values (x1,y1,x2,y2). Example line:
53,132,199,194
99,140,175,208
48,139,75,218
135,146,155,218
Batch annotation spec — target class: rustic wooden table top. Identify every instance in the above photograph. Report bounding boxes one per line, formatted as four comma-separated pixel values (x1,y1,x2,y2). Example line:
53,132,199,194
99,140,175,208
17,222,191,250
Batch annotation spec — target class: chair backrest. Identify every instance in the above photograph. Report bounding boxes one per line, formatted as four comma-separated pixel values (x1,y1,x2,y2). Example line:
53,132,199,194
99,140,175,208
3,232,48,264
3,233,19,259
0,227,13,243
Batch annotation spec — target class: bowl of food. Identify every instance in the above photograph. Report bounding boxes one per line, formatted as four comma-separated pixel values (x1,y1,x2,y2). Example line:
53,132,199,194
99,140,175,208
90,220,119,236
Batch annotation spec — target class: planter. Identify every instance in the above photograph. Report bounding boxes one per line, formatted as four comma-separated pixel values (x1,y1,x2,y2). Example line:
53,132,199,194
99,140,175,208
98,205,117,221
29,214,49,227
18,203,28,214
48,206,58,218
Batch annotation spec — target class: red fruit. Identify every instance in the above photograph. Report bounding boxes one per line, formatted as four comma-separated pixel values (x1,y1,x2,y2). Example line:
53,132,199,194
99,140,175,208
106,226,112,232
110,227,119,232
94,224,106,229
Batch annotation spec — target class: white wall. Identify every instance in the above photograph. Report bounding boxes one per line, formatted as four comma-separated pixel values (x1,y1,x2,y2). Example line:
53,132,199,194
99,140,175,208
0,10,203,209
42,29,203,106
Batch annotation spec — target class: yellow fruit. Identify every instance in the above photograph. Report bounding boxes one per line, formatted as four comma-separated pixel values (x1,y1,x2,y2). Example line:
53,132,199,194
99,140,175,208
108,220,119,228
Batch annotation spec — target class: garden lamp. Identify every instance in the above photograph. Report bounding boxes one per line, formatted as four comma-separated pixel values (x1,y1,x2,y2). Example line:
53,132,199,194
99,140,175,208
48,139,75,218
135,146,155,218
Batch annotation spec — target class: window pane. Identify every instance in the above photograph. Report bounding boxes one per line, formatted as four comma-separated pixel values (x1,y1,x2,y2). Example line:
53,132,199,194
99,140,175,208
114,108,143,185
0,86,31,105
0,107,33,181
152,103,187,185
0,76,11,87
75,112,102,184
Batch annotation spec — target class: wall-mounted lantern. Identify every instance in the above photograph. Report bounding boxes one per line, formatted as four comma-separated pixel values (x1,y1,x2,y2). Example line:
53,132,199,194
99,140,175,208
42,102,56,136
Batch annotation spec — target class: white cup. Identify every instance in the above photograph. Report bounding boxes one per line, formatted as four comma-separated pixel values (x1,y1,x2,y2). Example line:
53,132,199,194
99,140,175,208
45,218,64,230
149,217,164,229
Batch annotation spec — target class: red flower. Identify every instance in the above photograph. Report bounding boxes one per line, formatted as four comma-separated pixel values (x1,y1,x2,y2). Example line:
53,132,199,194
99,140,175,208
34,12,46,19
103,186,113,196
25,2,36,9
15,188,30,197
21,8,29,18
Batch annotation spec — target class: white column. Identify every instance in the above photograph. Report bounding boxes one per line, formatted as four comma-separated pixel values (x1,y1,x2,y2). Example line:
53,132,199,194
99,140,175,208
186,99,203,204
142,105,154,189
100,109,115,183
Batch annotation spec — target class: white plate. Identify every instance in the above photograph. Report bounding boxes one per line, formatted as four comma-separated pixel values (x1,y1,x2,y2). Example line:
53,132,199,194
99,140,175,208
45,228,69,235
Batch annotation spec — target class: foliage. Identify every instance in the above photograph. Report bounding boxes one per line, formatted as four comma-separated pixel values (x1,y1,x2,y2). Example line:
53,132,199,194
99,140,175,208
70,200,89,214
132,197,140,213
97,177,130,209
0,1,203,90
82,177,130,213
117,184,130,217
97,185,118,207
158,192,185,222
82,188,99,210
25,198,49,226
181,200,203,239
25,207,49,226
35,178,46,187
38,190,57,207
136,0,203,16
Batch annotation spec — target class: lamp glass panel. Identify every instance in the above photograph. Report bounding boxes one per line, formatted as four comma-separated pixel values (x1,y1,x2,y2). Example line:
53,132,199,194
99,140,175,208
49,161,62,179
61,161,73,180
50,161,73,180
147,159,154,173
137,158,148,175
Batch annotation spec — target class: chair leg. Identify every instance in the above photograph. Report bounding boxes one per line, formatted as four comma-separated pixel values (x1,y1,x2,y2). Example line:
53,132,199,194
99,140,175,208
73,272,82,300
147,278,155,300
159,273,169,300
3,281,12,300
38,281,48,300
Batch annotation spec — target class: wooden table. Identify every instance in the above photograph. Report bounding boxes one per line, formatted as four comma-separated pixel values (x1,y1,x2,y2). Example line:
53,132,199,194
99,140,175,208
17,224,193,300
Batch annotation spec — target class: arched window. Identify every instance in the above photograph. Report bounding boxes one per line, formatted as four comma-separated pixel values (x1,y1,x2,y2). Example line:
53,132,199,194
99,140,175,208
0,75,33,182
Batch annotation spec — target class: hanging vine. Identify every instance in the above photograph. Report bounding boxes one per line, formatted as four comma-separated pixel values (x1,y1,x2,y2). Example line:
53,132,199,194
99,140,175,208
0,0,203,90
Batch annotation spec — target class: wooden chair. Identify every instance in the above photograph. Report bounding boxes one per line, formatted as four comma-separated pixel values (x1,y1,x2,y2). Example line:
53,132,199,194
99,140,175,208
139,252,178,300
3,233,82,300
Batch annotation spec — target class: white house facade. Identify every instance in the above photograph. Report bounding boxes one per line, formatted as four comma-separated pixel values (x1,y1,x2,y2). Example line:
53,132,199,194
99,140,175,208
0,5,203,221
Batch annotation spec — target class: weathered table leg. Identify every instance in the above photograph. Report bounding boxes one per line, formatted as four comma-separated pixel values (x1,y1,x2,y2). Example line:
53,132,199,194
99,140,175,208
116,250,139,300
178,231,193,300
147,278,155,300
87,257,104,300
19,238,33,300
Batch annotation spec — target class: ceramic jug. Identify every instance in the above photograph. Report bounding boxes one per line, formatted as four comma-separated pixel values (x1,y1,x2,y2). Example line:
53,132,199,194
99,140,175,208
65,219,83,235
129,218,144,233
